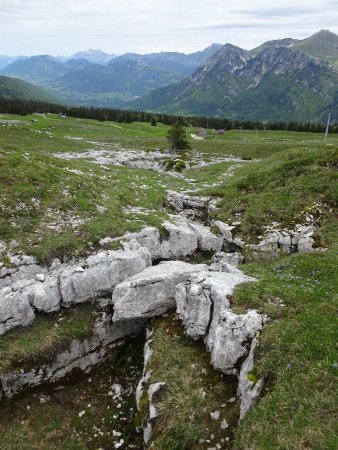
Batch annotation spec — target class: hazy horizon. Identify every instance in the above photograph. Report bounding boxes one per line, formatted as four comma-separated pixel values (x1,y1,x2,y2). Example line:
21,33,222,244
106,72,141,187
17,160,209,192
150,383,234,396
1,0,337,57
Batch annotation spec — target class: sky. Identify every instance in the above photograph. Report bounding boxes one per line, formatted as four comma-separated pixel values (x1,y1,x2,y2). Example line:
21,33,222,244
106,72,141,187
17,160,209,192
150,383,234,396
1,0,338,56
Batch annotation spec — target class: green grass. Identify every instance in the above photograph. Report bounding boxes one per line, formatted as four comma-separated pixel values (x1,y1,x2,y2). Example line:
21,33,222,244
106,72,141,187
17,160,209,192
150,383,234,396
142,314,239,450
0,304,97,374
232,250,338,449
0,115,192,263
206,146,338,243
1,114,338,448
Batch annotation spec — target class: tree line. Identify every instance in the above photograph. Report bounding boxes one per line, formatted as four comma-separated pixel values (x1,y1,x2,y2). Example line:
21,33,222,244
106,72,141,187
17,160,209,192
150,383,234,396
0,99,336,133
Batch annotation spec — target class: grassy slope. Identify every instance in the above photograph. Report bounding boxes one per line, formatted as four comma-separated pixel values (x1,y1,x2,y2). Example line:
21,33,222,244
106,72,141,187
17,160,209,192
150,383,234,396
293,30,338,68
206,146,338,244
203,138,338,448
0,115,189,263
0,116,337,448
0,76,58,102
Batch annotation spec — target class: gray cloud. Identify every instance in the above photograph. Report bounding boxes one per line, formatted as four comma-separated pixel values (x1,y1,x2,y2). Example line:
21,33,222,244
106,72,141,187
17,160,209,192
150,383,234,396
232,6,317,18
0,0,337,56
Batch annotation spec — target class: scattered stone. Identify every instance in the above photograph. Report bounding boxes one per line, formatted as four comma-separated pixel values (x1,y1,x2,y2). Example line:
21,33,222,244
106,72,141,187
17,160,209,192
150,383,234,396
210,410,220,420
221,419,229,429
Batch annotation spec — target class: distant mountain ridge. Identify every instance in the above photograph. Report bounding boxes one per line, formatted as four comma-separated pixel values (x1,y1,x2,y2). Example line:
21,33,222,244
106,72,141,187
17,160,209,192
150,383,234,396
71,49,116,65
0,44,223,107
134,30,338,122
0,76,59,103
0,30,337,121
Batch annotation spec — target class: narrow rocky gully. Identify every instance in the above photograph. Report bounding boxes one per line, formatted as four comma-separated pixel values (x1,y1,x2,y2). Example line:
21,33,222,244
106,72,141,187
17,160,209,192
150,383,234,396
0,148,321,449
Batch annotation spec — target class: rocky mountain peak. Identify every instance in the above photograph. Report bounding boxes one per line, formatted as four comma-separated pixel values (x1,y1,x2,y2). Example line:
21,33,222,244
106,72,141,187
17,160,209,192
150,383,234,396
191,44,251,83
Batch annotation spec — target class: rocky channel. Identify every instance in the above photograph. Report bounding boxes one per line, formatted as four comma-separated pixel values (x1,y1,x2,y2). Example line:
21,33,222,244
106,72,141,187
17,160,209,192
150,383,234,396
0,188,322,447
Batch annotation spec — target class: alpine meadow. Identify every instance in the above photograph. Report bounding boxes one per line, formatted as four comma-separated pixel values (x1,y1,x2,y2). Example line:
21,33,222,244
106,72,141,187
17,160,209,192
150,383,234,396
0,4,337,449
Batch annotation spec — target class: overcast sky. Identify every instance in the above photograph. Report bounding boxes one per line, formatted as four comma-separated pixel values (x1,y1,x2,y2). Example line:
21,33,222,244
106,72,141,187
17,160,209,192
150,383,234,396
1,0,338,56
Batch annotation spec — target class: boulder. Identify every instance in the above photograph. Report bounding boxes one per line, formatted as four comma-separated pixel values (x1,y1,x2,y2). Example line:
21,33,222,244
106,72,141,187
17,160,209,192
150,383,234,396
187,222,223,253
0,288,35,335
160,221,198,259
207,309,265,375
165,190,210,220
124,227,162,260
61,247,151,306
28,275,61,313
177,271,254,341
112,261,207,322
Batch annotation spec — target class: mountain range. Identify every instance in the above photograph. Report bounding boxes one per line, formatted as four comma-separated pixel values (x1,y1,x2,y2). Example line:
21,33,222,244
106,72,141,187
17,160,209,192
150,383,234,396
135,30,338,122
0,44,222,107
0,30,337,122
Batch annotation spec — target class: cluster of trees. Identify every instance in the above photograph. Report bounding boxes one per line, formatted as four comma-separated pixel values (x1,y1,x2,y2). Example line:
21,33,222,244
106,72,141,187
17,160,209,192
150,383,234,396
0,99,336,133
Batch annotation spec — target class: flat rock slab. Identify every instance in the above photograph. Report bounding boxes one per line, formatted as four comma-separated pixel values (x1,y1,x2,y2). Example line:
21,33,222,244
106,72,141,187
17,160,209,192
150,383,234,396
112,261,207,321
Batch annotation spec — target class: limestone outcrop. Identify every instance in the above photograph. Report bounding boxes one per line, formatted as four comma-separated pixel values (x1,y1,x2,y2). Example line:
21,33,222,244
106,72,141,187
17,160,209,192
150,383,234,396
237,338,265,421
0,244,151,335
165,190,211,220
112,261,208,322
0,310,146,400
125,217,224,260
251,223,324,254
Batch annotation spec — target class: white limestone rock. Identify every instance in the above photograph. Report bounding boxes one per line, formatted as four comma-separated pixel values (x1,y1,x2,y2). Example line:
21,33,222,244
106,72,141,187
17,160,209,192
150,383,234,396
207,309,265,375
125,227,162,260
177,271,253,341
0,263,46,290
165,190,210,219
212,221,235,242
112,261,207,322
210,252,244,271
60,248,151,306
28,275,61,313
238,338,264,420
160,221,198,259
187,222,223,253
0,288,35,335
176,281,211,339
297,235,315,252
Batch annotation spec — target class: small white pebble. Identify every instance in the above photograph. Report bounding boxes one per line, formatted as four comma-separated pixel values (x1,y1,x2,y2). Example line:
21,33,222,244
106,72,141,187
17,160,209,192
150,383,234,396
210,410,220,420
78,410,85,417
221,419,229,429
